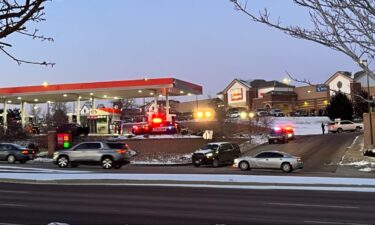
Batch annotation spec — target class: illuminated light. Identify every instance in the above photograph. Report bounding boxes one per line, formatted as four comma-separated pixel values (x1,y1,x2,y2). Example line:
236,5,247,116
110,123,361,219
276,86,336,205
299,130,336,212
7,100,11,104
150,92,154,96
103,95,107,98
240,111,248,119
205,111,212,118
307,90,312,93
33,106,38,110
188,93,192,96
63,94,67,97
79,96,82,99
159,94,163,97
90,93,94,96
324,100,328,105
197,111,204,118
63,142,70,148
285,126,292,131
138,90,143,93
152,118,163,124
34,99,38,102
180,91,184,94
249,112,255,118
17,97,22,100
47,101,51,104
144,78,148,81
274,127,282,131
114,96,119,100
42,81,49,87
304,101,308,106
116,149,127,154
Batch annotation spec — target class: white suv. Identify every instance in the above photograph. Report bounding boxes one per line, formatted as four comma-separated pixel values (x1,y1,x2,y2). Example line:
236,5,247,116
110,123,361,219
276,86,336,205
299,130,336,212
327,120,363,133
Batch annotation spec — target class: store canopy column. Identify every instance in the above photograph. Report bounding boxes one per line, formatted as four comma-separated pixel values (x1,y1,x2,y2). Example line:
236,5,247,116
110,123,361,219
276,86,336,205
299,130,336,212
21,101,27,127
76,96,81,125
2,100,7,127
165,90,170,121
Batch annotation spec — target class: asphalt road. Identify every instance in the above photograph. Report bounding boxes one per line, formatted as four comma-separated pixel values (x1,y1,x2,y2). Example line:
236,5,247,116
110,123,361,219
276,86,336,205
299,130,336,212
0,133,359,176
0,183,374,225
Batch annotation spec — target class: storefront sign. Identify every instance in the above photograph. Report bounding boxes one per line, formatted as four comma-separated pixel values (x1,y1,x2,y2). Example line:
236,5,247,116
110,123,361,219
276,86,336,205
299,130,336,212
230,88,243,101
316,84,328,92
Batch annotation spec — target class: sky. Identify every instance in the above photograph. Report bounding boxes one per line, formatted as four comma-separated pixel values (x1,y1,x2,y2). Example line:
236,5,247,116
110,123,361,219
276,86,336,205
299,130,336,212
1,0,360,100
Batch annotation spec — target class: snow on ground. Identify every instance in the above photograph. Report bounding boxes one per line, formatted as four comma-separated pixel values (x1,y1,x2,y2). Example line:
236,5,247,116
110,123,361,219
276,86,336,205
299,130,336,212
271,116,331,135
3,173,375,186
109,134,202,140
131,153,192,165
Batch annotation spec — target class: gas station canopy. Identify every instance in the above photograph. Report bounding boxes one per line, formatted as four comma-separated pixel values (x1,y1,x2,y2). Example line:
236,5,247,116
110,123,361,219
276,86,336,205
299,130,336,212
0,78,203,104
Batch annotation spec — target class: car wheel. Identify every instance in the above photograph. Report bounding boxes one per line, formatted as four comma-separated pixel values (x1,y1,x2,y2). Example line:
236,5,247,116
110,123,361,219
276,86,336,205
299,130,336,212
102,157,113,169
239,161,250,171
212,158,220,168
7,155,16,164
355,127,361,132
57,156,69,168
337,128,343,133
281,163,293,173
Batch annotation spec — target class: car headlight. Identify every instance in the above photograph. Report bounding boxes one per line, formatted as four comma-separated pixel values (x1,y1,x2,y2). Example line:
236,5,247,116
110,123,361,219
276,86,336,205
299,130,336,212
234,158,239,164
205,153,213,158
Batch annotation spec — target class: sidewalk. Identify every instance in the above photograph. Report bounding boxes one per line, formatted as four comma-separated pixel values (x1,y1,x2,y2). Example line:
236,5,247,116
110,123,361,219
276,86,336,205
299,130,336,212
337,135,375,175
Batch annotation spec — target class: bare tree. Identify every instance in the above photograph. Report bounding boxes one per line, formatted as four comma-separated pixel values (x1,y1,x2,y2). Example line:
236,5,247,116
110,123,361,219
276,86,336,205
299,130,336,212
230,0,375,74
0,0,54,66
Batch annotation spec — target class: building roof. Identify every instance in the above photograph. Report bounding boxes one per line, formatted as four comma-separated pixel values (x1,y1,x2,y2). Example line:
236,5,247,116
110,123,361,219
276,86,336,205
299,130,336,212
325,71,353,84
0,78,202,104
250,79,294,89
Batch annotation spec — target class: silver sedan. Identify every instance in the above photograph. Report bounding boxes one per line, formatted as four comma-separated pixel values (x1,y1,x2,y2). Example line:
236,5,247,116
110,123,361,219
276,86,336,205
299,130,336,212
233,151,303,173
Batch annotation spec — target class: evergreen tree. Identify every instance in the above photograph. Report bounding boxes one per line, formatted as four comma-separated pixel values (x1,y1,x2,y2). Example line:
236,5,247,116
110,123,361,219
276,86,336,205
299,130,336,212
326,91,353,121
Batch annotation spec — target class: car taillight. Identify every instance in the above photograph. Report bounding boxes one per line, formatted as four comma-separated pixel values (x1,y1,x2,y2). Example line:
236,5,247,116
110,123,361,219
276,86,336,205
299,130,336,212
116,149,127,154
125,144,129,149
21,150,29,155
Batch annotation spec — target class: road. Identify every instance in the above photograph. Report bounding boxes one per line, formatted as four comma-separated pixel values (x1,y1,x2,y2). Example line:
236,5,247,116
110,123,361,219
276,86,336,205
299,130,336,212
0,182,374,225
0,133,359,176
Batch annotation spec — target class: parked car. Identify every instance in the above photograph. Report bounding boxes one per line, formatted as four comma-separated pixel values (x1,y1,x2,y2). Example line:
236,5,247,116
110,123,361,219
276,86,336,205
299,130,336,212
268,126,288,144
327,120,363,133
255,108,268,117
0,143,36,163
233,150,303,173
192,142,241,167
53,141,131,169
269,109,285,117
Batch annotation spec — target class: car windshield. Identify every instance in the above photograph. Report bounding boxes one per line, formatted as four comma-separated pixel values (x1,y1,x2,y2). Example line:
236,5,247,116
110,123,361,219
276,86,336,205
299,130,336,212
201,144,219,150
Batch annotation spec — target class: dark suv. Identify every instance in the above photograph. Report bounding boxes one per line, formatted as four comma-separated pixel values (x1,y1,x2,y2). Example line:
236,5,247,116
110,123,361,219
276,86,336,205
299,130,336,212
192,142,241,167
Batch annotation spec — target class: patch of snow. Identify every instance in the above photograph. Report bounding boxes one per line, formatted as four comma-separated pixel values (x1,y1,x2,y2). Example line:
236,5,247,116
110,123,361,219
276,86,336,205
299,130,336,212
340,160,372,166
4,173,375,187
249,134,268,145
359,167,372,172
271,116,331,136
109,134,202,140
31,157,53,163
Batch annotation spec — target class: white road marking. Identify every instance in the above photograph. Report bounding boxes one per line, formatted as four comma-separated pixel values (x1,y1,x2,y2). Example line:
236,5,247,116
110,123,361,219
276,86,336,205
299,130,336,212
304,220,370,225
0,204,26,207
267,202,359,209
